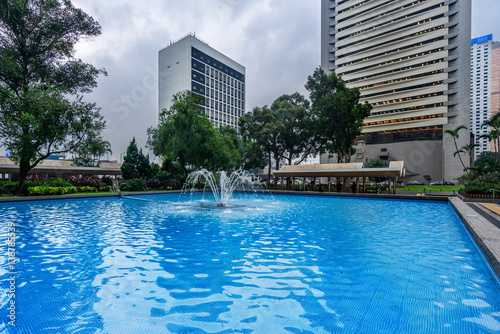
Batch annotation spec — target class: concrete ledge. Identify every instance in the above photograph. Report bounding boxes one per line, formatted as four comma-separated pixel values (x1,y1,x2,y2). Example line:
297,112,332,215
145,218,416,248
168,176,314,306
267,190,450,201
449,197,500,277
0,190,187,203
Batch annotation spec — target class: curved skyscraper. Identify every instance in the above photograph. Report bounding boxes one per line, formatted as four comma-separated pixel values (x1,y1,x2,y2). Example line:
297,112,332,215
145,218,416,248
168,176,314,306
321,0,471,182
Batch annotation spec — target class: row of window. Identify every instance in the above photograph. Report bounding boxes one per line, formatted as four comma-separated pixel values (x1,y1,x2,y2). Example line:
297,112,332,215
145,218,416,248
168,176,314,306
338,36,443,68
339,14,444,50
361,80,443,99
370,102,443,116
346,58,444,84
337,24,445,59
339,2,442,35
342,47,444,76
191,47,244,82
359,69,443,91
371,92,443,107
364,113,443,127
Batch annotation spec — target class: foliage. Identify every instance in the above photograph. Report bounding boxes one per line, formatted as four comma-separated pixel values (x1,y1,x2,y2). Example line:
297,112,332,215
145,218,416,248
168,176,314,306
305,67,372,163
160,159,186,179
463,172,500,194
444,125,468,171
73,136,112,167
150,163,160,178
28,186,77,196
364,159,388,168
148,91,241,179
121,138,153,179
120,178,147,191
270,93,315,165
0,0,107,195
423,175,432,184
475,151,498,167
239,105,279,185
45,178,72,188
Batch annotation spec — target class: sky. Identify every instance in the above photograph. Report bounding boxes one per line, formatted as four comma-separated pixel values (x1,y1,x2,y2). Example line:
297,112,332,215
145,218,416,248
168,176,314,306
68,0,500,161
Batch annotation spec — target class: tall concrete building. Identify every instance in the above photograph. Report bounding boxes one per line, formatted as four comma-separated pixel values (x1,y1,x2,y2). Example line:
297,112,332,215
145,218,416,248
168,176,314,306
470,35,496,157
158,33,245,131
321,0,471,182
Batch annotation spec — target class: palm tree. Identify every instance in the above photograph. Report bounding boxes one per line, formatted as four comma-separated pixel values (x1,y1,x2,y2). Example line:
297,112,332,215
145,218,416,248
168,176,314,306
481,113,500,164
445,125,467,171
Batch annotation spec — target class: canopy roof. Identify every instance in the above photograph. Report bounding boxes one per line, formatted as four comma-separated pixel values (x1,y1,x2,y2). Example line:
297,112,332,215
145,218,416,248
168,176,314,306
273,161,405,178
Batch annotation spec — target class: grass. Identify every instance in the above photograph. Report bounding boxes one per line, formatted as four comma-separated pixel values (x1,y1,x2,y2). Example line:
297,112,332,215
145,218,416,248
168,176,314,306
398,185,463,192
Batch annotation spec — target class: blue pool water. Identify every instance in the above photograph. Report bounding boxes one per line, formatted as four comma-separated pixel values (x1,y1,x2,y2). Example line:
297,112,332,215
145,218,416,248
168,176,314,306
1,193,500,333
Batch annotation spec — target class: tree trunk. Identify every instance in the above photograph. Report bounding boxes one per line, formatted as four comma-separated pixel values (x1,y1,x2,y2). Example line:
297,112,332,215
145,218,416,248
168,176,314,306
15,158,31,196
267,150,272,187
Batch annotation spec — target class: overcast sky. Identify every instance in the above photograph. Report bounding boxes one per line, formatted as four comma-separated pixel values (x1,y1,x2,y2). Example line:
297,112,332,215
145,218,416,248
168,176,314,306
69,0,500,161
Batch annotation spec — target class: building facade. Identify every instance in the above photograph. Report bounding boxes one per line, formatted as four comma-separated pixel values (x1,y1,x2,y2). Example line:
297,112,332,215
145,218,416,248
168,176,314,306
470,35,495,157
158,33,245,131
321,0,471,182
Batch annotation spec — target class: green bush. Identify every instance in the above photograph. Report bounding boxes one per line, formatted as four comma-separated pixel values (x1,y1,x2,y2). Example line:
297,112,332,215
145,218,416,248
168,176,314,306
45,178,72,188
0,181,19,194
28,186,77,196
76,186,98,193
100,185,112,192
120,178,146,191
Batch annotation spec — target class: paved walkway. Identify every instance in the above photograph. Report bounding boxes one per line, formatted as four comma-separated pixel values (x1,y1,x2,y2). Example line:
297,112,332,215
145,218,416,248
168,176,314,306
449,198,500,276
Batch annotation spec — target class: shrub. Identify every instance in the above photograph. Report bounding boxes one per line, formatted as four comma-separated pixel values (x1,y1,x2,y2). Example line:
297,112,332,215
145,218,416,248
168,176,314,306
76,186,98,193
120,178,147,191
28,186,77,196
45,178,72,188
100,185,112,192
0,181,20,195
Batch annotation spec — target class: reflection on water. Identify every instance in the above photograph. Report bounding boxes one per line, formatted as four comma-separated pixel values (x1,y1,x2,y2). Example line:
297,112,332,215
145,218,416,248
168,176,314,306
0,194,500,333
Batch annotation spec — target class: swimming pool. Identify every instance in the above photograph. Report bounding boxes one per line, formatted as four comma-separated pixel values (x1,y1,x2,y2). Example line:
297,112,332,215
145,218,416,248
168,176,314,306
1,193,500,333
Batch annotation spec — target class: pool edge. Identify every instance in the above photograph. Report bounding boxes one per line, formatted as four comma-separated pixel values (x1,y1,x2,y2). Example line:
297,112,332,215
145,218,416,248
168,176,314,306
449,197,500,278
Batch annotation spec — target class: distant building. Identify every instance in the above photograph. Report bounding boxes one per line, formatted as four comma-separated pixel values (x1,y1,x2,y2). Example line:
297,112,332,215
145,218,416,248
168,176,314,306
470,35,498,157
321,0,471,182
158,33,246,131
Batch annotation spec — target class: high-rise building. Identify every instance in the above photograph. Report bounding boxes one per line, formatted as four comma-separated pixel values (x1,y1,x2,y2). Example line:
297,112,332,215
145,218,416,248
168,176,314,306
470,35,495,157
321,0,471,182
158,33,245,131
492,41,500,127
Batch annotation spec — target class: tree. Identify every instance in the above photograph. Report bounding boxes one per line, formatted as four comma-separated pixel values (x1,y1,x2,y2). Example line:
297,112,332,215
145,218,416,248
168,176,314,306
72,135,112,167
423,175,432,184
305,67,372,163
148,91,240,180
0,0,106,195
481,112,500,164
121,138,152,179
474,151,498,167
444,125,468,171
239,106,283,186
364,159,388,168
271,92,315,166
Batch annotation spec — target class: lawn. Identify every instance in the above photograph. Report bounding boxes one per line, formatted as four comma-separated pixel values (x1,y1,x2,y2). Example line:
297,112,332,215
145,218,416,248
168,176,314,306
398,185,463,192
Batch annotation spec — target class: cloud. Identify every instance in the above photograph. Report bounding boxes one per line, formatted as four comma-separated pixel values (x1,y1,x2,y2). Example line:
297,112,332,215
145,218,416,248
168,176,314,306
70,0,321,160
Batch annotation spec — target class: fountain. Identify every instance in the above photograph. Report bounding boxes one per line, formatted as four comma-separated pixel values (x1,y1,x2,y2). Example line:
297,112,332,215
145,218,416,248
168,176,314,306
185,169,258,207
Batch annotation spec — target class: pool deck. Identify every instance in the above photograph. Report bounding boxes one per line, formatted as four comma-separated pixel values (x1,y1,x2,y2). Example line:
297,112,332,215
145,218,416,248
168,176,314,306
1,191,499,277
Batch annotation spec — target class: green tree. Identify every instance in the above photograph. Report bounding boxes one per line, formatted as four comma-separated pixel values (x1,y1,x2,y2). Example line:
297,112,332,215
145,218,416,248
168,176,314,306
121,138,152,179
271,92,315,166
239,106,283,186
0,0,106,195
444,125,468,171
148,91,240,180
474,151,498,167
305,67,372,163
72,135,112,167
364,159,388,168
481,112,500,164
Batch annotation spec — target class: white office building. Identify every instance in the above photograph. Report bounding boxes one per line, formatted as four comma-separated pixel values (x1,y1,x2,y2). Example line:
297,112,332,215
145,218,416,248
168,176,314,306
158,33,245,131
470,35,500,157
321,0,471,182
